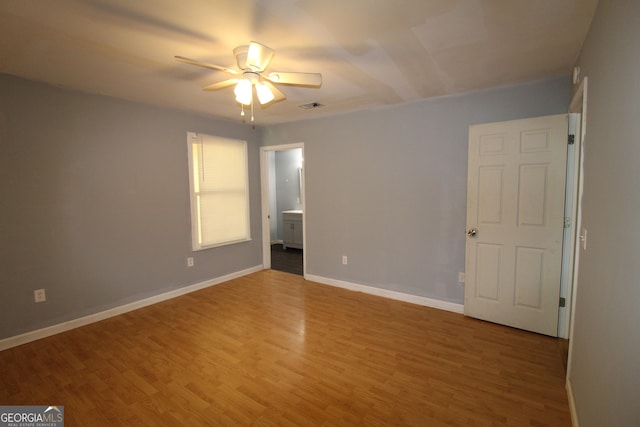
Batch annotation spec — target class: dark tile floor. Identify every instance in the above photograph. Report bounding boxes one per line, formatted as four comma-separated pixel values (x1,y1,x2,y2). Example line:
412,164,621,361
270,243,303,276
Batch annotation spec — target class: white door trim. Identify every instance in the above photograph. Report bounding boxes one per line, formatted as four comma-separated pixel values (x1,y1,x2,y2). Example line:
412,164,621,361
259,143,306,275
566,76,588,377
558,113,581,338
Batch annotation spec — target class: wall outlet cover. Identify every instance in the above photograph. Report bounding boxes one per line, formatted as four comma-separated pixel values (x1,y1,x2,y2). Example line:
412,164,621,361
34,289,46,303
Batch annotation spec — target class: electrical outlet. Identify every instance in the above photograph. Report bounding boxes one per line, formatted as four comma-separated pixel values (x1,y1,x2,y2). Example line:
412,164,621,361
342,255,348,265
34,289,46,303
187,257,194,267
458,272,465,283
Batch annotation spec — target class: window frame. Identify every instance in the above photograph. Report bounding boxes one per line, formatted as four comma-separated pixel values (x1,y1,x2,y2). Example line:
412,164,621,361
187,131,251,251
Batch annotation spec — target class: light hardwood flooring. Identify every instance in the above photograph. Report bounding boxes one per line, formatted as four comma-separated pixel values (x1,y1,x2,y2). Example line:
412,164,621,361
0,270,571,426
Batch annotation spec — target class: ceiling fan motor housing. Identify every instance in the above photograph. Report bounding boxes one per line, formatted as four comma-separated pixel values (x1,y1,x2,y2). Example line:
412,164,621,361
243,72,260,84
233,45,249,70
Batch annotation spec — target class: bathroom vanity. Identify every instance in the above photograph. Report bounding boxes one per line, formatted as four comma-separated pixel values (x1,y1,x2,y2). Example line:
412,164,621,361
282,210,303,250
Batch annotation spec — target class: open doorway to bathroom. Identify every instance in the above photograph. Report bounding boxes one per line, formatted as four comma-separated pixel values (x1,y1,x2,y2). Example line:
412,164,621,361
260,144,305,276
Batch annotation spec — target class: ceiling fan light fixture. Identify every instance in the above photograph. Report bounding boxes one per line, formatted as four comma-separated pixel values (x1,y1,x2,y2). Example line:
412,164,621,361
256,82,275,104
234,79,252,105
176,41,322,123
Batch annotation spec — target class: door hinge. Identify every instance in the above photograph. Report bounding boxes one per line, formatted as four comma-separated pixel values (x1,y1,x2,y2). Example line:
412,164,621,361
568,134,575,145
564,217,571,228
559,297,566,308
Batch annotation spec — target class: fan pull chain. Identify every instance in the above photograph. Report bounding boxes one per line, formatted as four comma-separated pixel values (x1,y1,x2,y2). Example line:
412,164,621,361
251,101,255,122
240,104,245,117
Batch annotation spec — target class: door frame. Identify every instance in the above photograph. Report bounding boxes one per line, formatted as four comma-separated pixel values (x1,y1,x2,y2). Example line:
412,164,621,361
565,77,588,373
259,143,306,275
557,113,581,338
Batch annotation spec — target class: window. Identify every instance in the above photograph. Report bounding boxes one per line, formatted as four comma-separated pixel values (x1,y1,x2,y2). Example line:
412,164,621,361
187,132,251,250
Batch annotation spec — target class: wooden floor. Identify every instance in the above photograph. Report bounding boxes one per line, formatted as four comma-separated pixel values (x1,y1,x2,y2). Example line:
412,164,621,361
0,270,571,426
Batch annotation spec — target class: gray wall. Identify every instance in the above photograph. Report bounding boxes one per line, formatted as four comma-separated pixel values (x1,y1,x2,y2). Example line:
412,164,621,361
275,148,303,241
262,76,570,303
568,0,640,425
0,72,574,343
0,74,263,340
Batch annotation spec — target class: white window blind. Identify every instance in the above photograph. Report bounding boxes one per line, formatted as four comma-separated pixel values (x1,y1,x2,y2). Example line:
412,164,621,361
187,132,251,250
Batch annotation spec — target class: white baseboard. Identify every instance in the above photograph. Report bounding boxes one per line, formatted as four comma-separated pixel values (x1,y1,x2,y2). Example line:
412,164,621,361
305,274,464,314
566,378,579,426
0,265,263,352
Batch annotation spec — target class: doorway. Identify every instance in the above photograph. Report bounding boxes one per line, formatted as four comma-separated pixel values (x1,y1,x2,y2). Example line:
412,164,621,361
260,143,305,276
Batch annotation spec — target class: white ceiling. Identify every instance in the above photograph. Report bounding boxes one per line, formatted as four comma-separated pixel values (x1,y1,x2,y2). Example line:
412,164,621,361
0,0,598,125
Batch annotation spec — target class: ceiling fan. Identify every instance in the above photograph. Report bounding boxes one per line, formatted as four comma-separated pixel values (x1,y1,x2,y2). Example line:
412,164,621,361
176,41,322,121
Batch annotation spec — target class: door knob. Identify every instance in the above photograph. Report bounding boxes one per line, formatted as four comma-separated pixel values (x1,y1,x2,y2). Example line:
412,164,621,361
467,228,478,238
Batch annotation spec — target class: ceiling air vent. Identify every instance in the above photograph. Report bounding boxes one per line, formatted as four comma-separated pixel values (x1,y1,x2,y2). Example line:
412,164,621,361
298,102,325,110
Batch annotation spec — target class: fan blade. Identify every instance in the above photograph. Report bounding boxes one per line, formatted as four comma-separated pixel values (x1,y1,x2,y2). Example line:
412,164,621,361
203,79,239,91
246,41,274,72
266,72,322,87
263,81,286,103
175,56,240,75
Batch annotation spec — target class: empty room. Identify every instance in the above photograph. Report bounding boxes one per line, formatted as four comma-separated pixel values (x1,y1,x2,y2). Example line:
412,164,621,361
1,1,638,426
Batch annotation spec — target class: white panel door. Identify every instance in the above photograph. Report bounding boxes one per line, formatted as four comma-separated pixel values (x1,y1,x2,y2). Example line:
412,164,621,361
465,114,568,336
